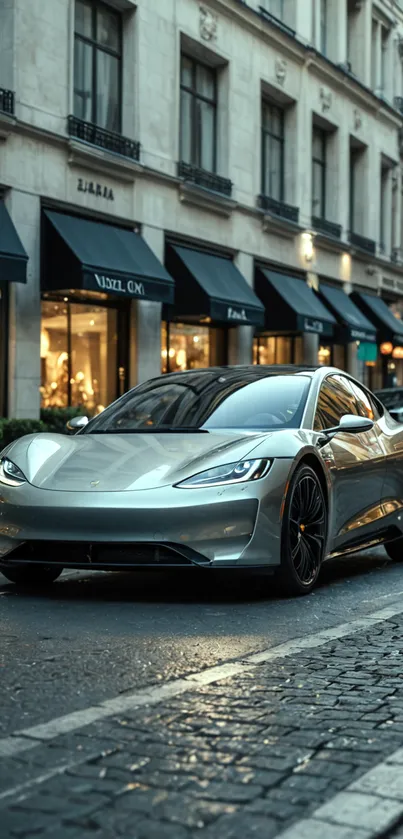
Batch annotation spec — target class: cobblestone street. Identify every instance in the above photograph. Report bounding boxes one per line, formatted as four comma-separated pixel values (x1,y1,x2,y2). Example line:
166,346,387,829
3,559,403,838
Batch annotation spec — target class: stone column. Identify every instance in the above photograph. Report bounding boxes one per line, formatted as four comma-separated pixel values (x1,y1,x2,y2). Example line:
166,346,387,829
347,342,359,379
303,332,319,366
129,225,164,387
227,251,254,366
6,191,41,419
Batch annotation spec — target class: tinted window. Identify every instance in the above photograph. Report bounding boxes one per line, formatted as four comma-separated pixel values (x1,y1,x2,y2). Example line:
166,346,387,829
85,372,311,432
349,381,380,421
314,375,360,431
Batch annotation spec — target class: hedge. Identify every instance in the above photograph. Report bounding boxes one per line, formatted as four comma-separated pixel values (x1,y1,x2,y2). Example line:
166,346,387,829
0,407,86,446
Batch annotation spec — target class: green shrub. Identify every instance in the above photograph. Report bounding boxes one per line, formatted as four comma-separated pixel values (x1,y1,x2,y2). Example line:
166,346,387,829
40,406,85,435
0,418,47,447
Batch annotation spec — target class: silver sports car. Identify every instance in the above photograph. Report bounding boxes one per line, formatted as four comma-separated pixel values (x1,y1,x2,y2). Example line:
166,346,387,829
1,365,403,596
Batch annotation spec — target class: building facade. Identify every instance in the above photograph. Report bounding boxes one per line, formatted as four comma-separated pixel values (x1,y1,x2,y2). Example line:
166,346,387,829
2,0,403,418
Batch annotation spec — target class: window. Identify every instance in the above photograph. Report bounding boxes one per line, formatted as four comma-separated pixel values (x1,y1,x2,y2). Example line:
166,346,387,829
40,298,126,412
349,380,381,421
314,375,360,430
381,26,389,95
261,0,284,20
349,147,361,233
84,372,311,433
74,0,122,134
161,323,210,373
261,101,285,201
312,127,326,218
180,55,217,173
380,165,389,252
320,0,327,55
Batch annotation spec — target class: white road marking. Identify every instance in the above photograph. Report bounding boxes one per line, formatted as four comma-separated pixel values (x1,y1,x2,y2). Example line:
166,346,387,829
276,747,403,839
0,602,403,767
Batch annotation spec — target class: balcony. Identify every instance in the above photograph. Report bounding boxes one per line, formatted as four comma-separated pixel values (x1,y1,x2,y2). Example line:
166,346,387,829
348,231,376,256
0,88,14,115
258,194,299,224
312,216,342,239
177,161,232,197
67,116,140,161
394,97,403,115
258,7,296,37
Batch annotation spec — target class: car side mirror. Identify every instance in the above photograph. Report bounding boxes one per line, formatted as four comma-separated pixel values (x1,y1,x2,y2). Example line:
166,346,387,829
324,414,374,437
66,416,89,431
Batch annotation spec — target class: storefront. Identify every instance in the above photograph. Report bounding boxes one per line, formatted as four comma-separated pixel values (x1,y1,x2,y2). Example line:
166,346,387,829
40,209,174,411
163,243,264,372
316,283,377,383
351,291,403,389
254,268,336,366
0,200,28,416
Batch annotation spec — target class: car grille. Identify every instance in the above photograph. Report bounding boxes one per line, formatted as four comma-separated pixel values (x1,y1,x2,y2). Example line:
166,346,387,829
4,542,209,568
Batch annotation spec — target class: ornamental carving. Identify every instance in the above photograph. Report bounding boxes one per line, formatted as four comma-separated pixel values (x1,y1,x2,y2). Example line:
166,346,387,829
275,57,287,85
200,6,218,41
354,109,362,131
320,86,332,113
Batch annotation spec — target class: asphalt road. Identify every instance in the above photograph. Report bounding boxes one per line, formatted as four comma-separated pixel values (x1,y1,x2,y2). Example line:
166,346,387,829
2,548,403,740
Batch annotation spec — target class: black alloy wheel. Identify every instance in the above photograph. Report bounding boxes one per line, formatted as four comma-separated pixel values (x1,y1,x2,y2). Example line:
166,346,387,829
0,564,63,587
277,464,327,596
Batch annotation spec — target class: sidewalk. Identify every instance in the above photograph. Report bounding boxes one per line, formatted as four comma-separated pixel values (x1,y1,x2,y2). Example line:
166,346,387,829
2,613,403,838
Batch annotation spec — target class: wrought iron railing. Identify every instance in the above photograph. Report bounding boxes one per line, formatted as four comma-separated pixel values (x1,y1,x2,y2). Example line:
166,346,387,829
67,116,140,161
0,88,14,115
349,231,376,255
312,216,342,239
258,194,299,224
177,161,233,197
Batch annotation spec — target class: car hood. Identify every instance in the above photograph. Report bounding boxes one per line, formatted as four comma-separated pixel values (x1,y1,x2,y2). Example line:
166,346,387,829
3,431,270,492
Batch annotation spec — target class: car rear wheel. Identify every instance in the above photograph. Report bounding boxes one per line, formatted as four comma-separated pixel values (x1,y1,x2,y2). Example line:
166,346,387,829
0,564,63,586
385,539,403,562
277,465,327,596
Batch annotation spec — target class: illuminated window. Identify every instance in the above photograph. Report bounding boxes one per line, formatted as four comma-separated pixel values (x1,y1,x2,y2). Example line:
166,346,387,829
161,323,210,373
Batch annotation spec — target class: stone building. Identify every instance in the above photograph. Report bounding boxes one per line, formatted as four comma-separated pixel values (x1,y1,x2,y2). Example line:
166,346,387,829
2,0,403,418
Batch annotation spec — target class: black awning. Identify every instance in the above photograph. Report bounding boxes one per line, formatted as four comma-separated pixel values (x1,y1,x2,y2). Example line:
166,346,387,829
255,268,336,335
351,292,403,345
317,284,377,343
165,245,265,326
42,211,174,303
0,201,28,284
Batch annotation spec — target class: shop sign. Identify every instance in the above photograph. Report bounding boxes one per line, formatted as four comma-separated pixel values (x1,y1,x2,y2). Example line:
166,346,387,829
77,178,114,201
94,273,145,296
350,328,376,342
227,306,247,321
303,318,324,333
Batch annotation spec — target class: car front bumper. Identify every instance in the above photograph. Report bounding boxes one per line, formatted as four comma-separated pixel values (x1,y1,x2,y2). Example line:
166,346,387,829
0,459,292,568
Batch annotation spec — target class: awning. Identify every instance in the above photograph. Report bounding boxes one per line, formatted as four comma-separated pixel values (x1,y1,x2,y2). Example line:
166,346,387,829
42,211,174,303
317,284,377,343
255,268,336,335
165,245,265,326
351,292,403,346
0,201,28,284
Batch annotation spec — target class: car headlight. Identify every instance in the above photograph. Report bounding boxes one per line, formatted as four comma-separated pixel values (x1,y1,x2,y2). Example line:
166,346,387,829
0,457,27,487
175,459,271,489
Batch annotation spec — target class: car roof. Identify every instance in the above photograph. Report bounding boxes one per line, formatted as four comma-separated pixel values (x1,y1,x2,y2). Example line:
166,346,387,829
158,365,319,381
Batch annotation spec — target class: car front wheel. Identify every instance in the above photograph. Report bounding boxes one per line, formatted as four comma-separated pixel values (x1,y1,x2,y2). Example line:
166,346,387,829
0,564,63,586
277,464,327,596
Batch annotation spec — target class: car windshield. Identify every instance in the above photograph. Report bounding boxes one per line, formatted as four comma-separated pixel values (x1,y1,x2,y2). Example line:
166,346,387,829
375,389,403,409
84,370,311,433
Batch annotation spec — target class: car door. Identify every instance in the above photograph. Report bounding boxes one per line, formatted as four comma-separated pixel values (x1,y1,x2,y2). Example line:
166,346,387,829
314,374,386,552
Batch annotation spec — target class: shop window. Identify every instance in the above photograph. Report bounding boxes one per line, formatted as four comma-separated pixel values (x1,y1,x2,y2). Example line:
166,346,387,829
253,336,293,365
180,55,217,173
74,0,122,133
318,344,331,366
0,283,7,417
161,323,210,373
261,101,285,202
40,299,119,413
